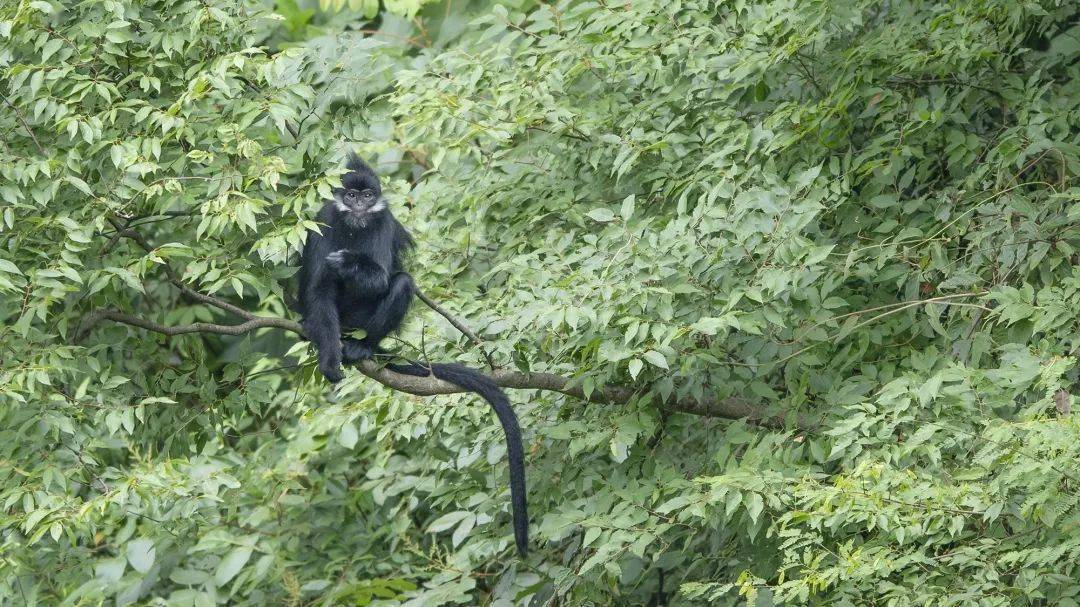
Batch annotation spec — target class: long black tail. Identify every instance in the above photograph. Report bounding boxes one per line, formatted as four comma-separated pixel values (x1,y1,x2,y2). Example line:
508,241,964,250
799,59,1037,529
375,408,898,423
387,360,529,557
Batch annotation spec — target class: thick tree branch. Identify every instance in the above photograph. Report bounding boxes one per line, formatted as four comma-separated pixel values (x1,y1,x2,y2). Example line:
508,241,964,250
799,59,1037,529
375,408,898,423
90,221,815,428
81,309,807,429
360,363,816,428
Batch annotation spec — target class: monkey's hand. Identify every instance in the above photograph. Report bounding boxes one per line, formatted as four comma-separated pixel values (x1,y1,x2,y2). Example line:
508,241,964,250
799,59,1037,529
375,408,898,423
345,260,390,296
327,251,388,294
325,249,352,274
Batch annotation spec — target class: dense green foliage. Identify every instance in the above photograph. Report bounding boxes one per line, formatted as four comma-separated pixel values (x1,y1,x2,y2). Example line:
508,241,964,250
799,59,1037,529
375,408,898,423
1,0,1078,604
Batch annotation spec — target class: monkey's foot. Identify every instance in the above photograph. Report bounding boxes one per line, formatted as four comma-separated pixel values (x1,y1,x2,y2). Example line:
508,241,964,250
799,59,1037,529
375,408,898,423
342,340,373,363
319,361,345,383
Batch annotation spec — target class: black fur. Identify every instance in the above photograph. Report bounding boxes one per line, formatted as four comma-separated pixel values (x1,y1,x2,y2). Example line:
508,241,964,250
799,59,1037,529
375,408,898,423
296,154,529,557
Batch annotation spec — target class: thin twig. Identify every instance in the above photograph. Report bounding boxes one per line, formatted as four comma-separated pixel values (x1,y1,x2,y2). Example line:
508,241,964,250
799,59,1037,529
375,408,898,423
415,289,496,370
78,309,297,339
1,92,46,155
728,292,990,368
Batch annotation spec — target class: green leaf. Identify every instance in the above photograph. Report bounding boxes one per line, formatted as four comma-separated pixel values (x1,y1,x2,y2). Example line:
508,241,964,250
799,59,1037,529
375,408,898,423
690,316,734,335
65,175,93,196
585,208,616,222
451,514,476,548
745,493,763,524
214,546,252,586
126,538,155,574
338,423,358,449
620,194,636,220
170,568,210,585
642,350,668,369
427,511,472,534
0,259,22,275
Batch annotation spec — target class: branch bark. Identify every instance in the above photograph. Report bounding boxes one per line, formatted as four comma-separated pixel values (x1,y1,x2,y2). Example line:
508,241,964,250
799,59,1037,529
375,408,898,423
79,309,300,338
81,309,809,429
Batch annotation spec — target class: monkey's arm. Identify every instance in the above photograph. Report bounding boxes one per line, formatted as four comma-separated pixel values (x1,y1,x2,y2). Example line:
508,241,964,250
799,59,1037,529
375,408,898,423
327,250,389,296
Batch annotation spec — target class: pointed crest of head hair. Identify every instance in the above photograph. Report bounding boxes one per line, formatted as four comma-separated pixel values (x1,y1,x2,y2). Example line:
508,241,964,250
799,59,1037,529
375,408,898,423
342,152,379,191
346,152,372,173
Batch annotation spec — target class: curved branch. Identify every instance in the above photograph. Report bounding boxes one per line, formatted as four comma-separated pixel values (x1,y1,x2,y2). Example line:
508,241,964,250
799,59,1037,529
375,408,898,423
360,362,815,428
105,217,255,320
81,309,808,429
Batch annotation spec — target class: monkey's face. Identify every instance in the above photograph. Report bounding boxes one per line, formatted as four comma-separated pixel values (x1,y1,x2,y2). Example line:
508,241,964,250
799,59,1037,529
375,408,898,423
332,186,386,229
331,157,388,228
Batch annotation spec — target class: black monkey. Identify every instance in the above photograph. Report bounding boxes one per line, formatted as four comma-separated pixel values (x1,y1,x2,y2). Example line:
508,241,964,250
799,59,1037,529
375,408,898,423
295,154,529,556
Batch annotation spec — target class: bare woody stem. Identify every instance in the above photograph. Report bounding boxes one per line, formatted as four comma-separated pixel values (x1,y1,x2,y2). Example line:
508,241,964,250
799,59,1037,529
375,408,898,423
105,218,253,320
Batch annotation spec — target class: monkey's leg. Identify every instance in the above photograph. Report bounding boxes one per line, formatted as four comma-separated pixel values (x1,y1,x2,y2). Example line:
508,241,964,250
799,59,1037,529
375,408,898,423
303,296,345,383
361,272,414,348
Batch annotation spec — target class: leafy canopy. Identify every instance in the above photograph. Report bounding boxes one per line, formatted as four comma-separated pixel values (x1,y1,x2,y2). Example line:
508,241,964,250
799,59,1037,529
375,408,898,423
0,0,1078,605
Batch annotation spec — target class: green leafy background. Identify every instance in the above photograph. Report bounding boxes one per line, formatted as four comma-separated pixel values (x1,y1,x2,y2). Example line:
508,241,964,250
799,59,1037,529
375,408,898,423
1,0,1078,604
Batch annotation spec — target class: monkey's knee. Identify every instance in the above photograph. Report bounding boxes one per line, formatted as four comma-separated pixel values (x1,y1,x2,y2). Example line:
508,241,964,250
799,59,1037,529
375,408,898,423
385,274,414,314
388,272,413,298
365,273,413,335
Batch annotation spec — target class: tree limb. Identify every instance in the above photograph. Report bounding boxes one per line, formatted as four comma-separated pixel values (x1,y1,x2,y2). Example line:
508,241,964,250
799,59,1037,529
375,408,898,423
111,219,493,370
89,220,816,428
81,309,811,429
78,309,299,338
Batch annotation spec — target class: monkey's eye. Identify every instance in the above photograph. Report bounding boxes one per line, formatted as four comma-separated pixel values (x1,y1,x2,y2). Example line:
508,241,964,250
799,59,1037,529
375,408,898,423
361,190,375,200
345,191,358,201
